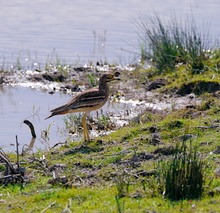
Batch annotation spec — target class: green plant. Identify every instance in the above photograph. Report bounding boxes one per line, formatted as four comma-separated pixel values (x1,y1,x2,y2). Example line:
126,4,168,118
40,122,54,149
165,119,184,130
137,13,218,73
63,114,82,129
162,141,205,201
87,74,96,87
95,114,112,130
115,195,125,213
115,173,130,198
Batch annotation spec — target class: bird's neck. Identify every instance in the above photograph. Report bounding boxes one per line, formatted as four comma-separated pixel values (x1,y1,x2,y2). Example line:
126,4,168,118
99,81,109,95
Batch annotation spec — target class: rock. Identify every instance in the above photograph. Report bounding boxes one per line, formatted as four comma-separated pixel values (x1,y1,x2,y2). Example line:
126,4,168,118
149,133,163,145
147,78,167,91
153,146,175,156
0,76,4,84
214,167,220,178
42,73,66,82
212,146,220,154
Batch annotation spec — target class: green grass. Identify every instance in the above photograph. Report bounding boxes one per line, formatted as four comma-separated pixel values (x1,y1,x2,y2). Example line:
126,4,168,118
1,93,219,212
1,184,220,212
137,12,218,74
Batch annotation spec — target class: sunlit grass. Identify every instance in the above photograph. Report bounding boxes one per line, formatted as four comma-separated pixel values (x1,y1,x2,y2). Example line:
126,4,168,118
137,12,219,74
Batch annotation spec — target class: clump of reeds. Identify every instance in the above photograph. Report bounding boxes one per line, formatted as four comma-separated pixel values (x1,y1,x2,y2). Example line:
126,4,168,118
161,141,205,201
137,13,217,73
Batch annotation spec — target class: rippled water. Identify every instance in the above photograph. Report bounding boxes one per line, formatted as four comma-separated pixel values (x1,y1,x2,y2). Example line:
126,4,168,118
0,0,219,66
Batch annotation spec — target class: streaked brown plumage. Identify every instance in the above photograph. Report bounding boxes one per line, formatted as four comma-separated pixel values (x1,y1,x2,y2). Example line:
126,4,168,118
46,72,120,142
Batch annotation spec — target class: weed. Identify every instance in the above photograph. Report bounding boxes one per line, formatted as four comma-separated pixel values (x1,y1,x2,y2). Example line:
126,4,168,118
87,73,96,87
161,141,205,201
137,12,218,73
63,114,82,132
95,114,112,130
115,172,130,198
165,119,184,130
40,122,54,150
115,195,125,213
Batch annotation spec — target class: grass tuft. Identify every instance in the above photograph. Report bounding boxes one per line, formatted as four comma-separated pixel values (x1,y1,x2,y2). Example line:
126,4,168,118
137,13,218,73
162,141,205,201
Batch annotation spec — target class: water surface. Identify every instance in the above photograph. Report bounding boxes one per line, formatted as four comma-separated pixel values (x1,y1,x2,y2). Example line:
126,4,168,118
0,85,141,151
0,0,219,66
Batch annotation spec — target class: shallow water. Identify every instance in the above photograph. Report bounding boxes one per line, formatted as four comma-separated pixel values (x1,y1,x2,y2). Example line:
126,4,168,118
0,0,219,66
0,85,143,151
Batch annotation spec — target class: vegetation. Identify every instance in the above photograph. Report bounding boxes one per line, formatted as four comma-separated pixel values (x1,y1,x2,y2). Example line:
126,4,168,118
137,13,218,74
0,13,219,213
162,141,205,201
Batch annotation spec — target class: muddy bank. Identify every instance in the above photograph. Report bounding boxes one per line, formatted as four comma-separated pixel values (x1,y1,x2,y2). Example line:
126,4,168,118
0,64,204,114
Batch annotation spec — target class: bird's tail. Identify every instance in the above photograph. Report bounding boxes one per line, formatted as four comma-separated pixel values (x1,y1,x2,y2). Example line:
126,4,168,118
45,108,68,120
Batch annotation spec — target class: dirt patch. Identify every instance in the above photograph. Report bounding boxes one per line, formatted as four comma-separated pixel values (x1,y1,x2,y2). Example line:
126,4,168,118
146,78,168,91
177,80,220,96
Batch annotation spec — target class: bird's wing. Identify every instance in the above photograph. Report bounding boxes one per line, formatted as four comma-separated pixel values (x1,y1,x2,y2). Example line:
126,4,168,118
50,88,106,113
65,88,106,110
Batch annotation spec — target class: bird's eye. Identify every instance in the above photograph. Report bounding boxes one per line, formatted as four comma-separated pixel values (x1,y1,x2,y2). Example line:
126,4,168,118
114,71,120,77
108,74,113,79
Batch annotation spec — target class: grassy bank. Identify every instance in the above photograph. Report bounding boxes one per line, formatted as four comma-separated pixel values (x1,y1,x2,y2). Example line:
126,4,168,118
0,63,220,212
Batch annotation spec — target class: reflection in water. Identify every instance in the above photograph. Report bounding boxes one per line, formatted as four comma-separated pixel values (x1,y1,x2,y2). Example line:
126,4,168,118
0,85,72,151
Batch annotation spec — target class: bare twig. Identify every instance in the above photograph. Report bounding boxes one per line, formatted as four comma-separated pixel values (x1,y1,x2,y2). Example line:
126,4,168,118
16,135,19,170
61,198,72,213
41,201,56,213
0,150,16,174
51,142,66,149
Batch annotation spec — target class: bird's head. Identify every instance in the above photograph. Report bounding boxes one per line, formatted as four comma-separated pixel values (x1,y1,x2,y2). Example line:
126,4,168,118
101,71,121,82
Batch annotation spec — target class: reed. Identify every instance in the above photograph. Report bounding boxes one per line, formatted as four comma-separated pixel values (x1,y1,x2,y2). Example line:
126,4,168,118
137,13,217,73
163,141,205,201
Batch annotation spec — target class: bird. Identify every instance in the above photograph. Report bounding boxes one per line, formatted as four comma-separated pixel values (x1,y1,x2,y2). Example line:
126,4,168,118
46,71,120,142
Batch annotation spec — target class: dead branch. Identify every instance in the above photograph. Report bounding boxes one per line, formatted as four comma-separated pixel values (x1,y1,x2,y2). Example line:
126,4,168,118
0,149,16,174
0,136,25,185
23,120,36,138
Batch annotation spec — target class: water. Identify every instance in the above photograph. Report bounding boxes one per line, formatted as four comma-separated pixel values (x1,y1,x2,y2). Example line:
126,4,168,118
0,0,219,66
0,85,143,151
0,85,69,150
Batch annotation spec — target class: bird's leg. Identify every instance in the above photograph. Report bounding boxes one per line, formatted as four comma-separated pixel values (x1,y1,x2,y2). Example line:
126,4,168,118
82,113,90,142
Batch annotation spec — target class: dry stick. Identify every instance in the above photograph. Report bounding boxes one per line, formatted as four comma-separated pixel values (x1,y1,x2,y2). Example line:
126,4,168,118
0,150,16,174
16,135,20,170
23,120,37,138
41,201,56,213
